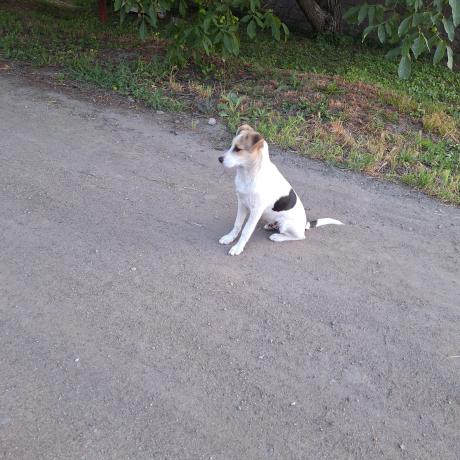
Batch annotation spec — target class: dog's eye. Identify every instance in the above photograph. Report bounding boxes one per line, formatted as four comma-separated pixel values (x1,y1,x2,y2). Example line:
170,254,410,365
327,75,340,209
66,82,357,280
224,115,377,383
234,146,242,152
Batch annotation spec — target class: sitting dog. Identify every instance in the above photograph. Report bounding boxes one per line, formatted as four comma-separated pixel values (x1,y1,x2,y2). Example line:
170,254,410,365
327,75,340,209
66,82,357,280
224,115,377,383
218,124,343,256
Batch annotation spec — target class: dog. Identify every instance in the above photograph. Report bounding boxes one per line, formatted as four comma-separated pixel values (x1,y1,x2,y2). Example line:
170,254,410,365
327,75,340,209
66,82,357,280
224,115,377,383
218,124,343,256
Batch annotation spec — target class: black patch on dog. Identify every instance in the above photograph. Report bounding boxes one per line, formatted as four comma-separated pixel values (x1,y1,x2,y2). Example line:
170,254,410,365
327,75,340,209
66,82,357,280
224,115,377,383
309,220,318,229
272,189,297,212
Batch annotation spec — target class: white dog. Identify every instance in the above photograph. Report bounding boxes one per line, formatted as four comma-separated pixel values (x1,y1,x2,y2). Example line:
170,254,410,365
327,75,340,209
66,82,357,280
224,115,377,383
218,124,343,256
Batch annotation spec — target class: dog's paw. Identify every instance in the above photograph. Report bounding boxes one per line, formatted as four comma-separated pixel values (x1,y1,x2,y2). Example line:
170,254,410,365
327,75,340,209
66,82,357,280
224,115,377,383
219,233,235,245
228,244,244,256
269,233,286,242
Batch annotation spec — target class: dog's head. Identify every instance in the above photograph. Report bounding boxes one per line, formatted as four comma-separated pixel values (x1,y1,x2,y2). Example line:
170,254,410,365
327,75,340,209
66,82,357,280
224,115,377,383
218,124,265,169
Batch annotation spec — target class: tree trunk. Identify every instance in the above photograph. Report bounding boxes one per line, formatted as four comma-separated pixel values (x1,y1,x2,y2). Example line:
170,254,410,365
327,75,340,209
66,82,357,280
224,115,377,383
98,0,108,22
295,0,342,34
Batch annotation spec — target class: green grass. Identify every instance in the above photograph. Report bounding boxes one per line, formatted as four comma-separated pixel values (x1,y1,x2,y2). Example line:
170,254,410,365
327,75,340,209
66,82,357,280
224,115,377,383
0,0,182,111
0,0,459,204
241,35,460,117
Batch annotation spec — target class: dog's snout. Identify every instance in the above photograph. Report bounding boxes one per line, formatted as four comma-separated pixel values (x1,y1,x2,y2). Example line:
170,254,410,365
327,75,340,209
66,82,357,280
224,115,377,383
218,156,224,164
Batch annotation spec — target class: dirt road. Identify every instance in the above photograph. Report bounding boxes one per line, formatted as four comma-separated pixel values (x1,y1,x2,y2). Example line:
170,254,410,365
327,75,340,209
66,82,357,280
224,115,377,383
1,74,459,459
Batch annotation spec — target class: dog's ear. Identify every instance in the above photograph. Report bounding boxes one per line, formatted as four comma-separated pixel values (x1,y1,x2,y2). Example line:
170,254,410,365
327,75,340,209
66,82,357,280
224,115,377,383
248,132,264,151
236,124,254,135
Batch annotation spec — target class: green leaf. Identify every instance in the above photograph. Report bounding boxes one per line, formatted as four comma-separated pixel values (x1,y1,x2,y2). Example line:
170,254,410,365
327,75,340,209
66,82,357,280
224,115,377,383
232,35,240,55
147,5,157,28
223,34,232,53
411,36,427,58
264,14,274,28
386,47,401,59
428,13,437,26
433,41,446,64
398,16,412,36
358,4,368,24
178,0,187,17
447,45,454,69
272,25,281,41
255,15,264,28
362,25,375,41
214,31,223,44
159,0,172,11
282,23,289,40
385,21,392,36
428,34,438,47
270,17,281,41
449,0,460,26
375,5,385,22
368,5,375,24
126,1,137,13
398,55,411,79
114,0,122,12
202,35,213,55
412,13,424,26
378,24,386,43
343,5,360,21
203,16,211,33
442,17,455,41
223,33,239,55
423,34,431,52
247,19,256,39
401,38,412,56
139,20,147,40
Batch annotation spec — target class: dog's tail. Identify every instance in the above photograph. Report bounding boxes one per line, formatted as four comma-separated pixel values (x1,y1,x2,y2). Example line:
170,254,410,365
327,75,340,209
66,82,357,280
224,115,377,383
306,218,344,229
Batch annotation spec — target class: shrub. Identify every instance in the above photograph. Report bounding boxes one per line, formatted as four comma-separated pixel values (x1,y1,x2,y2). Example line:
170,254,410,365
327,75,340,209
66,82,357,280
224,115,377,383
113,0,288,66
345,0,460,78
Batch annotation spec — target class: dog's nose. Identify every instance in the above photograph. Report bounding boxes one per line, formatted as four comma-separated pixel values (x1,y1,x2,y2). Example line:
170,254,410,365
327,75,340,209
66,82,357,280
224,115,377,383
218,156,224,163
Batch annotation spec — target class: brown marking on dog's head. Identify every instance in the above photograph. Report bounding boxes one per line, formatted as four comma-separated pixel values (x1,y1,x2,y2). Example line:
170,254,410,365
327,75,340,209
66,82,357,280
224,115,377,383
236,124,255,136
234,131,264,156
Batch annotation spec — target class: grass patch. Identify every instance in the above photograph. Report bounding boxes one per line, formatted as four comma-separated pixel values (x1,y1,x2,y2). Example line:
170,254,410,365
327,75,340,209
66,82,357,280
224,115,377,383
0,0,459,204
422,112,458,138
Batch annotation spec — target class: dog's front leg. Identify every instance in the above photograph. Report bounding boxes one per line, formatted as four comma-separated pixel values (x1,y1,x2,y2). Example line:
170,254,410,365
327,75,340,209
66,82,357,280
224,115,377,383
219,199,248,245
228,208,264,256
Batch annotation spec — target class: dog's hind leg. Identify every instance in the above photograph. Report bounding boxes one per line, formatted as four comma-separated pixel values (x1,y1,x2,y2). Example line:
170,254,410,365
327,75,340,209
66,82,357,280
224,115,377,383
269,222,305,242
263,222,278,231
269,233,305,242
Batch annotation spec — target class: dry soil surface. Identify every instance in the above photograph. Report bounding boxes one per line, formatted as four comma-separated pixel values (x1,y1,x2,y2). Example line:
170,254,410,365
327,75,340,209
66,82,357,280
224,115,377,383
1,73,459,459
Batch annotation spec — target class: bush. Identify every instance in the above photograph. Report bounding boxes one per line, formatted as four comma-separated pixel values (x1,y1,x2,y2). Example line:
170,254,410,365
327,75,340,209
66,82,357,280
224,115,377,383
345,0,460,78
113,0,288,66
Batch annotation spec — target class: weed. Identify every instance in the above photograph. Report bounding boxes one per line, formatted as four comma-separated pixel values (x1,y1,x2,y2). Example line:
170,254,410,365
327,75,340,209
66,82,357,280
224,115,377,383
218,92,245,130
169,72,184,93
189,82,213,100
422,112,457,139
289,71,303,90
329,120,356,147
324,82,344,96
378,90,419,115
417,138,460,174
380,110,399,123
348,148,375,171
307,134,345,165
397,149,418,166
259,115,306,150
